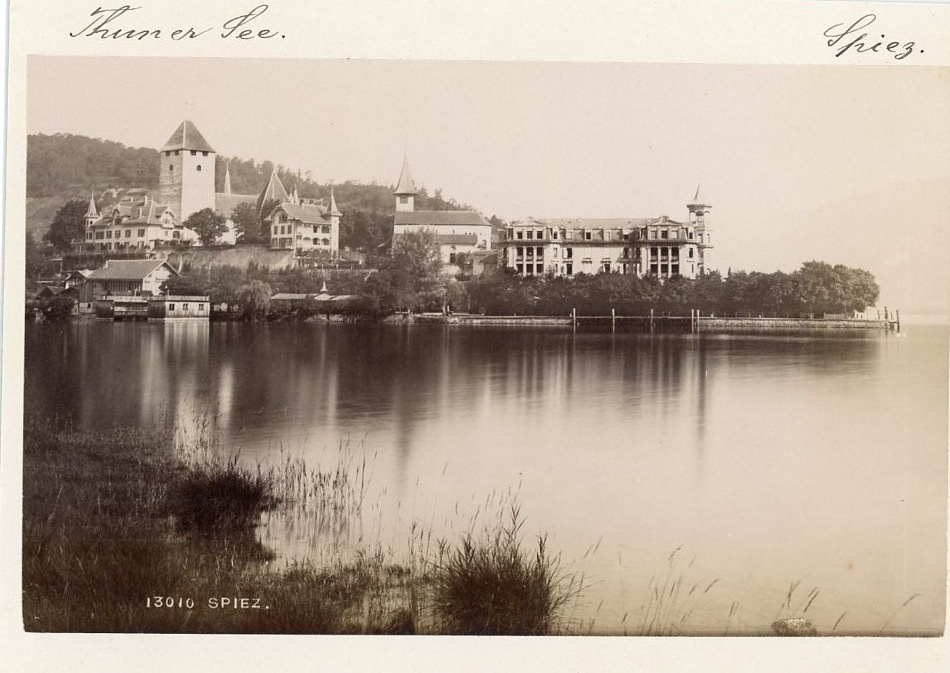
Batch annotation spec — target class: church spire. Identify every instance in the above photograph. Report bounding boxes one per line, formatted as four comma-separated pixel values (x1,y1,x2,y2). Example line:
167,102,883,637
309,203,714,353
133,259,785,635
85,192,99,219
224,160,232,195
394,153,417,212
328,187,341,217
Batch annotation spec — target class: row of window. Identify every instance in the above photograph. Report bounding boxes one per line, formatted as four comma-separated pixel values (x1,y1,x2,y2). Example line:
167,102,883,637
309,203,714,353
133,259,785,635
167,303,207,312
163,150,210,157
168,164,203,172
273,224,332,235
509,228,697,242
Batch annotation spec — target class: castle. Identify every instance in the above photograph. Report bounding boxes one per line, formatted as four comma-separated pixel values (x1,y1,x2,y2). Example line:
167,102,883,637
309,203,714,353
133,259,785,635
75,120,340,259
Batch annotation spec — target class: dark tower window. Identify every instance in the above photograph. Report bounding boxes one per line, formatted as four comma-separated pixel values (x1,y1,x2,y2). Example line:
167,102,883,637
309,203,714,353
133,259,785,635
169,165,173,171
196,165,202,171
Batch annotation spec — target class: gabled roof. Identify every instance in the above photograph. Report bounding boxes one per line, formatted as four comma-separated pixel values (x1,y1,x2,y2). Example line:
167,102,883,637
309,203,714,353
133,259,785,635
87,260,179,281
161,120,216,153
259,168,290,206
394,211,490,227
215,193,257,219
270,202,328,224
393,156,418,196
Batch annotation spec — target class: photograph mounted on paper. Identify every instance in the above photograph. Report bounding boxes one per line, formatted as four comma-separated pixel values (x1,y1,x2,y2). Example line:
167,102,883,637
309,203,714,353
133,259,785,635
21,55,948,636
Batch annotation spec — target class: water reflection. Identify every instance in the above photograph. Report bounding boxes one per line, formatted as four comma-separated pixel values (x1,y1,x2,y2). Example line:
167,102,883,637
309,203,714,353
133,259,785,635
24,322,943,634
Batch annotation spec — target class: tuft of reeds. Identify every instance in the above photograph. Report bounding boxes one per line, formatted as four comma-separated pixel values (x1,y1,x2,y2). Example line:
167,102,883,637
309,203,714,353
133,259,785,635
637,546,720,636
169,455,277,534
429,505,577,635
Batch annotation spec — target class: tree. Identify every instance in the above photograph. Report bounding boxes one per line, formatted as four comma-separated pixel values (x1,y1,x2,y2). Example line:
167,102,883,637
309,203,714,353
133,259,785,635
26,233,59,280
184,208,227,246
44,199,88,251
391,229,444,292
231,201,262,243
235,280,272,320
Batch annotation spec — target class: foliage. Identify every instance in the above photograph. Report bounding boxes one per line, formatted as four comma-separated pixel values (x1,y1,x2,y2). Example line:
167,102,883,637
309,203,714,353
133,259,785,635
231,201,264,243
25,233,60,279
44,199,88,251
170,457,276,533
28,134,158,197
160,274,208,297
358,230,447,312
39,294,76,320
432,506,572,635
235,280,273,320
184,208,228,246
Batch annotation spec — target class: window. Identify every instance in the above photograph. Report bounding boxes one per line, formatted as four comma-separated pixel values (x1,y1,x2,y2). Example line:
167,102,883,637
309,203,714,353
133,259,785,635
564,248,572,259
173,231,181,239
516,231,523,240
169,304,175,311
139,229,146,237
125,230,132,238
535,264,543,274
584,231,592,241
199,304,206,311
196,165,202,171
182,304,189,310
190,150,197,156
536,230,543,239
517,247,524,257
552,230,558,240
688,230,694,239
87,232,93,239
449,253,456,264
106,231,112,239
399,196,408,205
165,151,170,156
174,150,179,156
526,231,533,239
565,263,573,276
661,230,668,239
202,151,208,157
688,248,694,258
603,262,611,273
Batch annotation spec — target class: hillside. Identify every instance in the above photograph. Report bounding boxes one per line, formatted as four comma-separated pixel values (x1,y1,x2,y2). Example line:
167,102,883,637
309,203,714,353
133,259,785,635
26,133,494,251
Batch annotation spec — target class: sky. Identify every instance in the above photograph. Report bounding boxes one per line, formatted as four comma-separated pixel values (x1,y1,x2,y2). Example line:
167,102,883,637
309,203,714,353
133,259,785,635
26,57,950,312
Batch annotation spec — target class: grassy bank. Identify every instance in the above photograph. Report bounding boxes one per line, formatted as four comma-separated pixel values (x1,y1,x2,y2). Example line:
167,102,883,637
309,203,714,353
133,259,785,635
22,419,575,634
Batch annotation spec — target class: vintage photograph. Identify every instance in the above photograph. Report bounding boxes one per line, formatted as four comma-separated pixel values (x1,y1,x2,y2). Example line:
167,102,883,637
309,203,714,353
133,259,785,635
20,55,948,637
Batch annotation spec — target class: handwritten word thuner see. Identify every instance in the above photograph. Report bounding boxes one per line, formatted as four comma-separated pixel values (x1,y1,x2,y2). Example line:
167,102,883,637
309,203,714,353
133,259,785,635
70,4,283,40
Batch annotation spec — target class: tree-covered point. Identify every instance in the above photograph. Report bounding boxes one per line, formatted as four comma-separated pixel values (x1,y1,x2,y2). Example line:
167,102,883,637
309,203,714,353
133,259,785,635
467,262,880,317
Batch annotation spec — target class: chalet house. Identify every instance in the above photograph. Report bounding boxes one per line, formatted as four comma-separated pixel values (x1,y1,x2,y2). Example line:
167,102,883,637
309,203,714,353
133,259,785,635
85,259,179,298
390,158,492,266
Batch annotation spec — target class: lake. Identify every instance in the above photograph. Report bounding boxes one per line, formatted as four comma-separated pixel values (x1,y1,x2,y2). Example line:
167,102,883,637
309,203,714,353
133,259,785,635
24,319,948,635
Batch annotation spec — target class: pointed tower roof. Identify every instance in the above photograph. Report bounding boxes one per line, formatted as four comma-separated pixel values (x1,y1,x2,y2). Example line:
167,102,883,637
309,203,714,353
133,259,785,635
393,155,418,196
688,183,710,208
161,120,216,153
259,167,291,204
327,188,341,217
85,193,99,219
223,161,232,195
292,183,300,205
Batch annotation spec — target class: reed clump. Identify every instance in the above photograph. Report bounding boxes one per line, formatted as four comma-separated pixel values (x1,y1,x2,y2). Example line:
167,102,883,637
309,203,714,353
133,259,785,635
430,505,575,635
170,456,276,533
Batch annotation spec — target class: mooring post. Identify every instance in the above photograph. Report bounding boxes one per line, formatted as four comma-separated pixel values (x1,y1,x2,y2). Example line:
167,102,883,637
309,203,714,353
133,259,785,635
650,308,655,333
896,309,901,332
611,307,616,332
572,307,577,330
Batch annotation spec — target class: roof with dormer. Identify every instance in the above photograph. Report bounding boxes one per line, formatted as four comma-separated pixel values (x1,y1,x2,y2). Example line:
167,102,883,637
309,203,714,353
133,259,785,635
267,202,328,225
394,211,490,227
161,121,216,153
512,217,682,229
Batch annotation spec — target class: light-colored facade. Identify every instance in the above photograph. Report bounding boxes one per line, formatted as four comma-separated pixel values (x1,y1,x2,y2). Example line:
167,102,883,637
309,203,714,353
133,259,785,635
148,295,211,320
158,120,217,223
390,158,492,266
263,176,341,258
81,194,198,252
85,259,179,297
501,192,712,279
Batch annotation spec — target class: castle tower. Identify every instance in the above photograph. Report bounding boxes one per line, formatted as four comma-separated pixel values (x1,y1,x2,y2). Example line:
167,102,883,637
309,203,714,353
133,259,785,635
159,120,216,223
393,155,417,212
687,185,712,273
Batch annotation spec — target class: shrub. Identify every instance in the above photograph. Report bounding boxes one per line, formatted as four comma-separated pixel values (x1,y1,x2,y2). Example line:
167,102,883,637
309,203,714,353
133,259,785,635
432,507,572,635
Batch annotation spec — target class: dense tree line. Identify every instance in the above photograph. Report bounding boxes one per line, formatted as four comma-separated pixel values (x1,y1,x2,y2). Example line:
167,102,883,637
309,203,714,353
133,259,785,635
467,263,879,317
29,133,484,254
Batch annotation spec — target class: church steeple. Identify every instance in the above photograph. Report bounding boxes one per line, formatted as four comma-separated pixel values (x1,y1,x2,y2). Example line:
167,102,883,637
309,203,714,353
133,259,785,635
224,160,232,195
393,154,417,212
85,192,99,219
327,187,341,217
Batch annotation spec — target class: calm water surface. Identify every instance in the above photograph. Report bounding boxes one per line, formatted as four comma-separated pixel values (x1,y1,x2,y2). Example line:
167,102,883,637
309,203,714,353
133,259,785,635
25,320,948,635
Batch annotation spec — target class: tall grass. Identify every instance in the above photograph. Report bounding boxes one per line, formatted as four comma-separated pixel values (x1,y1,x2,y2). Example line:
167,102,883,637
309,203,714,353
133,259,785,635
429,504,578,635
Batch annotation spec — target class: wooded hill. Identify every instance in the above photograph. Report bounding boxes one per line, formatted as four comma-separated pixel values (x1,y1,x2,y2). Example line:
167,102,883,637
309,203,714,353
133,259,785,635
26,133,499,251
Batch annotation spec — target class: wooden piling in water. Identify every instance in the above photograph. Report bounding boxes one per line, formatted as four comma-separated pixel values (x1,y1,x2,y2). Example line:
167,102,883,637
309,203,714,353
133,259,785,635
896,309,901,332
650,308,655,333
611,308,616,332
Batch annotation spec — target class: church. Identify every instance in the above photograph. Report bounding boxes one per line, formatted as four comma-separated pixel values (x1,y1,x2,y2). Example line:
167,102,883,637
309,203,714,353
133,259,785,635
75,120,340,259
